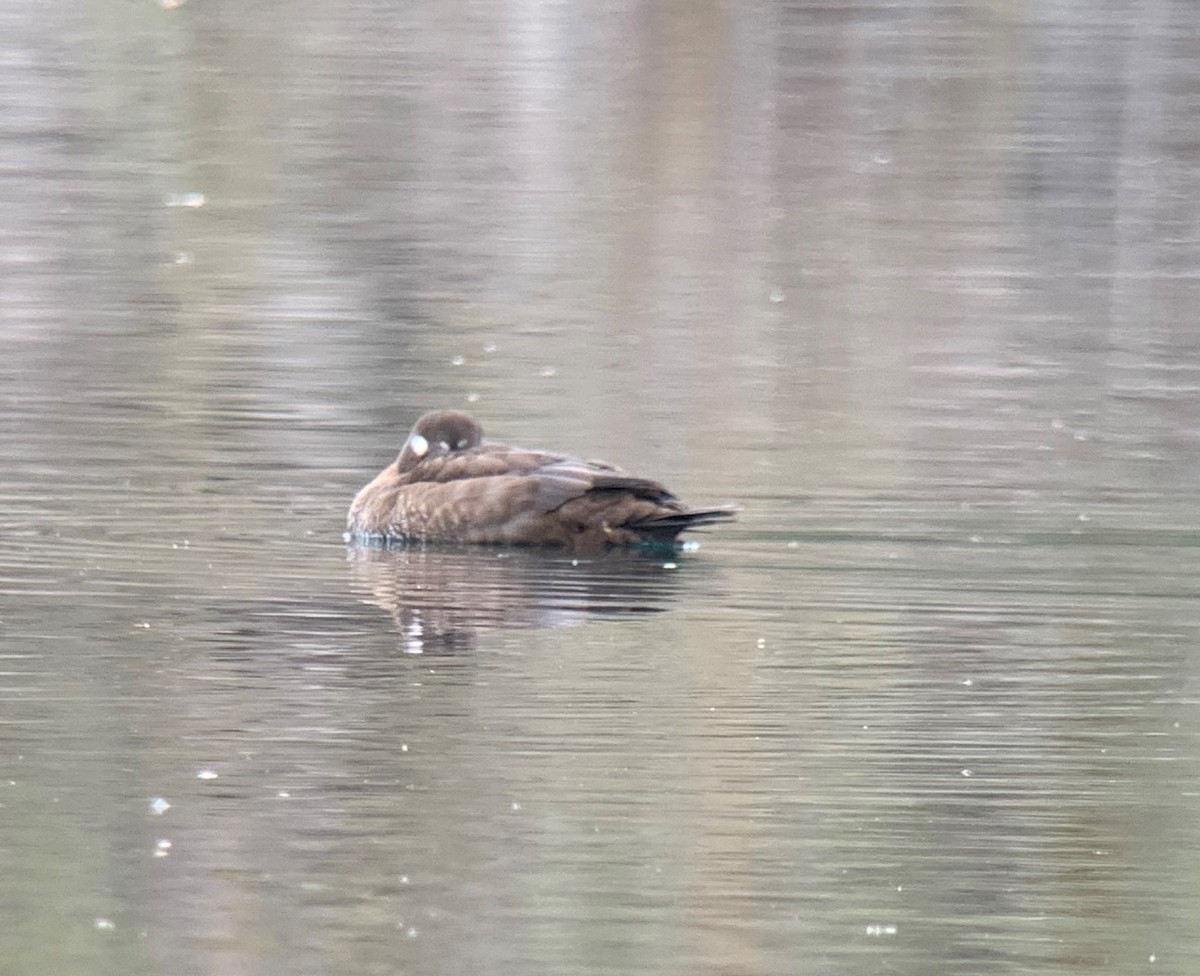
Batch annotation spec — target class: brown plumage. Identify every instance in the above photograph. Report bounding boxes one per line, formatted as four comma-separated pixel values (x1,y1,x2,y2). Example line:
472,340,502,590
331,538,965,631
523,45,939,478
347,410,737,552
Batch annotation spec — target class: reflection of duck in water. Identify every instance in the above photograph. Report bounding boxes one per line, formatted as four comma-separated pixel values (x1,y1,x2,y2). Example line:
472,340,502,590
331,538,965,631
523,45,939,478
347,410,737,552
348,545,697,654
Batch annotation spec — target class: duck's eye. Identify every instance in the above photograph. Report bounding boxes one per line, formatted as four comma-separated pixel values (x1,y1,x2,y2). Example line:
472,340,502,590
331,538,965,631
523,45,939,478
437,440,450,452
408,434,429,457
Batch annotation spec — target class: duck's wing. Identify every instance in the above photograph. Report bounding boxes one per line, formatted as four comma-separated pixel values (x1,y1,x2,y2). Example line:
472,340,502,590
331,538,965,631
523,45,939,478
389,448,671,533
526,460,677,513
413,443,663,493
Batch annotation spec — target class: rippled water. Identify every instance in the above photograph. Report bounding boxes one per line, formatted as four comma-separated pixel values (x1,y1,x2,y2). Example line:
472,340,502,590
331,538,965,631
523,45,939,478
4,2,1200,974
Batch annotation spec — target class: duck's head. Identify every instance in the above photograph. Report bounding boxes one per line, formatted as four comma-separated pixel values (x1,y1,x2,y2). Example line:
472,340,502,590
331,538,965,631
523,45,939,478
397,410,485,470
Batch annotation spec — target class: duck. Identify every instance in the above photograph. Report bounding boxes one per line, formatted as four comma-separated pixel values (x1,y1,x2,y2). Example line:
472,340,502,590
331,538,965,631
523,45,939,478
347,410,737,552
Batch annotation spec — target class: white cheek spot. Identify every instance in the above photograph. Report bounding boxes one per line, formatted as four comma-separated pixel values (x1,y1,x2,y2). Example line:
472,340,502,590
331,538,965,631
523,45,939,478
455,438,469,449
409,434,429,457
438,441,450,452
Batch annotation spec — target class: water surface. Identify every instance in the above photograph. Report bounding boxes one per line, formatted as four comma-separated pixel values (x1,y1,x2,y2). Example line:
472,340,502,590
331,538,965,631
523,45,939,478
3,2,1200,974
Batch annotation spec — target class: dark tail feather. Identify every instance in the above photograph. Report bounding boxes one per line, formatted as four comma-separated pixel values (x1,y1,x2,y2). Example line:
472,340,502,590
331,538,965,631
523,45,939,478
632,504,739,542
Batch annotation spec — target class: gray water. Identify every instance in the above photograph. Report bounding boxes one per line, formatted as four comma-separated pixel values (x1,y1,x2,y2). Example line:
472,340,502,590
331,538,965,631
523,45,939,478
4,1,1200,974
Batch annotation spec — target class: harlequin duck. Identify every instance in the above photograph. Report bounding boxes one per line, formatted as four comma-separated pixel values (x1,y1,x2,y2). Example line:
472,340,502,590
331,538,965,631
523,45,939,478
347,410,737,552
